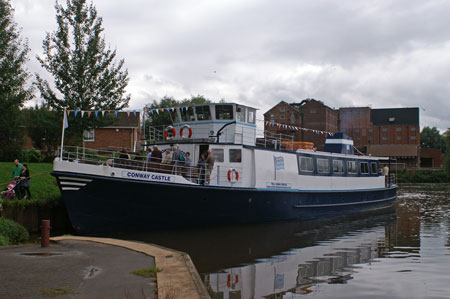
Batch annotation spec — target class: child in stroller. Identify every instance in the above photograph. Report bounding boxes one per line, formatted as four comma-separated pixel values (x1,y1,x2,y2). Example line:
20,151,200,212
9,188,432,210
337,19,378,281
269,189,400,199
1,181,17,199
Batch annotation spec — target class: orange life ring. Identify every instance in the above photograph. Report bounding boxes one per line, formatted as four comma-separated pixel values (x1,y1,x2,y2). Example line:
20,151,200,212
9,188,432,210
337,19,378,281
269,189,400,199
179,125,192,138
164,126,176,139
227,168,239,183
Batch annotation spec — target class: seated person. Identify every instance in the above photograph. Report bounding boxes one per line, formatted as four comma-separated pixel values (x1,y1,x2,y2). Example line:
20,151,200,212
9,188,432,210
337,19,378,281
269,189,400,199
161,150,172,164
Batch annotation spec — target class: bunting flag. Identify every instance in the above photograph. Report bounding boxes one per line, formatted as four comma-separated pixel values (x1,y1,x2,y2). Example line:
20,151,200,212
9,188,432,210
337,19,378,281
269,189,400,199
258,118,334,136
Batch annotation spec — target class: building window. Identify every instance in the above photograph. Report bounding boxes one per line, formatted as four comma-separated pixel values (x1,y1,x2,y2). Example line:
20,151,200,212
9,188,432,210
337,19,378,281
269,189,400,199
290,114,295,124
347,161,357,174
270,114,275,121
280,114,285,120
215,105,233,120
83,129,94,142
317,159,330,173
396,136,402,141
369,128,373,132
382,128,388,132
396,127,402,132
382,136,388,141
360,162,369,174
333,160,344,173
280,107,286,112
310,109,317,114
410,127,416,131
299,156,314,172
368,136,374,141
211,148,224,162
229,149,241,163
355,128,360,133
411,136,417,140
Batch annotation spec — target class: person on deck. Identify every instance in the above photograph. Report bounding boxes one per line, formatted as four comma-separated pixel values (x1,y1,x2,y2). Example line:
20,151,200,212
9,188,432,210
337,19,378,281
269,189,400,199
197,153,206,185
161,149,172,164
205,149,215,185
150,145,162,163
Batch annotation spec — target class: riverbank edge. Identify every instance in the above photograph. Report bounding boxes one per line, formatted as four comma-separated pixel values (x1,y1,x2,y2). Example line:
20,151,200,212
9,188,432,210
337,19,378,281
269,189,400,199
50,236,211,299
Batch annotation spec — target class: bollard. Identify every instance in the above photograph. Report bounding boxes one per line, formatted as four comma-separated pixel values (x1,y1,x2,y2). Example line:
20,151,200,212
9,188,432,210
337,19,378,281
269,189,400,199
41,220,51,248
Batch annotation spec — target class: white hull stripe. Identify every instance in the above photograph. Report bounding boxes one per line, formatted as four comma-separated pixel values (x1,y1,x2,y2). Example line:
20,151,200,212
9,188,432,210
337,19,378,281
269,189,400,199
325,139,354,145
61,187,80,191
58,176,93,182
294,196,396,208
60,182,87,186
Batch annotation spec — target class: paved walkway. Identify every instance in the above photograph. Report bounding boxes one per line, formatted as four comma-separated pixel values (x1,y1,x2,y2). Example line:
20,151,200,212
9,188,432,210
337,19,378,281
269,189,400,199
0,236,210,299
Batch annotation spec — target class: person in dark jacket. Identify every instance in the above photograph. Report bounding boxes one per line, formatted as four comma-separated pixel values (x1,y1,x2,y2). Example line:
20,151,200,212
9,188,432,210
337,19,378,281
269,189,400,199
19,164,31,199
150,145,162,163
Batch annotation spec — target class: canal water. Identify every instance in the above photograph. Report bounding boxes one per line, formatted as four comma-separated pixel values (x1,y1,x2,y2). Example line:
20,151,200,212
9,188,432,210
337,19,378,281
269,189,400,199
121,185,450,299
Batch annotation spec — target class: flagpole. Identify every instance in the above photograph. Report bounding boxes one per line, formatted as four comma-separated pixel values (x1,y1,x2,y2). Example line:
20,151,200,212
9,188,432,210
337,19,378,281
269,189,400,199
60,107,67,160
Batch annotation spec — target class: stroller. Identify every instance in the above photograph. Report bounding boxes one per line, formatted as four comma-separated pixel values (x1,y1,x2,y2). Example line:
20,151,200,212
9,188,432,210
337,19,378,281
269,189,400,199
1,181,17,199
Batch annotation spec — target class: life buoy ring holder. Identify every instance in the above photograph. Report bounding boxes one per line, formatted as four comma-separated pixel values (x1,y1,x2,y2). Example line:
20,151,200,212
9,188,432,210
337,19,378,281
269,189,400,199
164,126,176,139
179,125,193,139
227,168,239,183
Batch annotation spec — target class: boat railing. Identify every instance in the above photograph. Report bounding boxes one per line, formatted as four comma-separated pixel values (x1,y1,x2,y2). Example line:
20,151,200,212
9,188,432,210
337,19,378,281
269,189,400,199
58,146,227,185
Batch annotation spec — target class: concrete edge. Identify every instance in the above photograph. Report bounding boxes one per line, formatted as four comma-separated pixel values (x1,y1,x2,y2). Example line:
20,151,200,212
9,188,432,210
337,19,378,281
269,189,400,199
50,236,211,299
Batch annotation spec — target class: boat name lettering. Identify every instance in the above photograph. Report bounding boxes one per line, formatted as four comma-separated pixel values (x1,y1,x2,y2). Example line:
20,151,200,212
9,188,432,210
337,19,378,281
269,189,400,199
122,171,172,182
266,182,291,189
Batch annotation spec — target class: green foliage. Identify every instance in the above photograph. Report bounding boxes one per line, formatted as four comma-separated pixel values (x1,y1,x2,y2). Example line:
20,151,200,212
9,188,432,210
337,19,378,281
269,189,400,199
444,129,450,174
0,234,10,246
0,217,29,244
41,287,76,296
144,95,211,129
131,266,161,278
396,169,450,183
0,0,33,156
20,148,42,163
420,126,447,153
35,0,130,143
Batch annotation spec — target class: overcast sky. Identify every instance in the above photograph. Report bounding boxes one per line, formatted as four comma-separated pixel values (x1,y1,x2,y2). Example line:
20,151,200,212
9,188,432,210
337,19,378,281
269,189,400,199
11,0,450,132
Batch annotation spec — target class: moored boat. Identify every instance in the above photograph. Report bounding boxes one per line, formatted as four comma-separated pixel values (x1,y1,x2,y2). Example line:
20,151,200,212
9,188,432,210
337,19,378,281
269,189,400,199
52,103,397,234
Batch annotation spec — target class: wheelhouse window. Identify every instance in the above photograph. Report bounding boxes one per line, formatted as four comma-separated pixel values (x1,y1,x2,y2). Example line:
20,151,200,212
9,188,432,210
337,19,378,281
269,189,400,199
215,105,233,120
180,107,195,121
333,160,344,173
347,161,357,174
237,107,246,122
211,148,224,162
360,162,369,174
170,109,181,123
371,162,378,174
317,158,330,173
248,109,255,124
299,156,314,172
83,129,94,142
229,149,242,163
195,106,211,121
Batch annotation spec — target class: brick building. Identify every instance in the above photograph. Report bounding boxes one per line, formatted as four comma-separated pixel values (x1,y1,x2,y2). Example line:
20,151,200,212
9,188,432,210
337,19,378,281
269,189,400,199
84,112,141,152
263,99,339,151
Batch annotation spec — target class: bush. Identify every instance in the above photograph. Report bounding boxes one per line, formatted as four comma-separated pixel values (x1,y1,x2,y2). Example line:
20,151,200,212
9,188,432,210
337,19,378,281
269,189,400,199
0,217,29,244
20,148,42,163
0,234,10,246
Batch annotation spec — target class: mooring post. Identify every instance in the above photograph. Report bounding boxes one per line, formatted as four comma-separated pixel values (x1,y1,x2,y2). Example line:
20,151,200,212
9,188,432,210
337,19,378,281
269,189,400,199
41,220,51,248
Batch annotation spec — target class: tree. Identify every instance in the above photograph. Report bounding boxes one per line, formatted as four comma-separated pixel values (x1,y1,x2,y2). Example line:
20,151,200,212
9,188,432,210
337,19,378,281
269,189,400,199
0,0,32,160
35,0,130,143
420,126,447,153
444,129,450,174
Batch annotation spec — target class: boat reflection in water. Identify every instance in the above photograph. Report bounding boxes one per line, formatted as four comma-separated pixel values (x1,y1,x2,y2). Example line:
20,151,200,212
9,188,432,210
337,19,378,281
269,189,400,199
201,208,397,299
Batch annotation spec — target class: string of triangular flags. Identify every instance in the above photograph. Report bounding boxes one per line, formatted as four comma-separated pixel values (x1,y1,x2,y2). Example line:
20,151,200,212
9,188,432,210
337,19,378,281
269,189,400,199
66,109,141,118
145,106,192,115
257,119,334,136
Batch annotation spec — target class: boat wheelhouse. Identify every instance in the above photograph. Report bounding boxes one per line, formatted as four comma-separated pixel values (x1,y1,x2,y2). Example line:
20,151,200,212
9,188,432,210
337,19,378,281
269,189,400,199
52,102,397,234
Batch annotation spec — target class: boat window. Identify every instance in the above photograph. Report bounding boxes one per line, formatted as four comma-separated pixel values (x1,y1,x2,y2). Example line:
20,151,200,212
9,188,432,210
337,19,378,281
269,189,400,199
215,105,233,120
299,156,314,172
333,160,344,173
237,107,245,122
195,106,211,121
180,106,195,122
211,148,224,162
317,158,330,173
170,109,181,123
248,109,255,124
360,162,369,174
371,162,378,174
347,161,357,174
229,149,242,163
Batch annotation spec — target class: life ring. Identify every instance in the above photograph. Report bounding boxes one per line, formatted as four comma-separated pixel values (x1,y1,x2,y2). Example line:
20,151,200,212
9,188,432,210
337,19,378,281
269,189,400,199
227,168,239,183
164,126,176,139
179,125,192,139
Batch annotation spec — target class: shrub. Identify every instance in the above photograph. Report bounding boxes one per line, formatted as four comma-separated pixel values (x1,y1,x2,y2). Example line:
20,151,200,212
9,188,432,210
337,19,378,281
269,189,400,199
20,149,42,163
0,217,29,244
0,234,10,246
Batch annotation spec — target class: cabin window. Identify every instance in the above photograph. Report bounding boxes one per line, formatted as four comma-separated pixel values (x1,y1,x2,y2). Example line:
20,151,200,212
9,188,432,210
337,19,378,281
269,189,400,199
248,110,255,124
333,160,344,173
83,129,94,142
347,161,357,174
170,109,181,123
371,162,378,174
195,106,211,121
360,162,369,174
215,105,233,120
237,107,246,122
317,159,330,173
211,148,224,162
229,149,242,163
299,156,314,172
180,107,195,121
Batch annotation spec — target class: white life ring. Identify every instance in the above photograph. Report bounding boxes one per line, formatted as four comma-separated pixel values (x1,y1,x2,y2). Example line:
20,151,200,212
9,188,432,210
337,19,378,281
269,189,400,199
164,126,176,139
179,125,193,139
227,168,239,183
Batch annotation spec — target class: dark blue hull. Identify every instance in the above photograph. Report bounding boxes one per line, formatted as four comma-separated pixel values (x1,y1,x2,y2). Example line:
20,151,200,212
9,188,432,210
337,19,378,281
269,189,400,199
52,171,397,234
